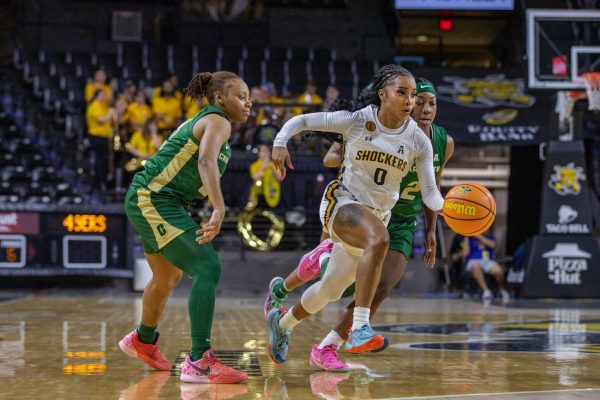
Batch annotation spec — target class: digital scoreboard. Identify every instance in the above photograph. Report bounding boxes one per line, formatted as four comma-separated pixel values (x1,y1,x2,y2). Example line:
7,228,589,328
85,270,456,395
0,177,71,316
0,211,131,276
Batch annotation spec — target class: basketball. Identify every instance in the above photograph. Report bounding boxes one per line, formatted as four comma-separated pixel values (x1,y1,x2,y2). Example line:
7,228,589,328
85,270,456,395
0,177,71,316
443,182,496,236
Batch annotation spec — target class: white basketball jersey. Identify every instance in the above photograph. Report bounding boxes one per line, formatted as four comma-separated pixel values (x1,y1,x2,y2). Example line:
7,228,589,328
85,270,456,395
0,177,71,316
336,105,426,210
274,104,443,212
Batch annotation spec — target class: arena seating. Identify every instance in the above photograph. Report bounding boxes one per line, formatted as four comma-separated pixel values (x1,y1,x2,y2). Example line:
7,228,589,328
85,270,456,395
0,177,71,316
3,41,387,207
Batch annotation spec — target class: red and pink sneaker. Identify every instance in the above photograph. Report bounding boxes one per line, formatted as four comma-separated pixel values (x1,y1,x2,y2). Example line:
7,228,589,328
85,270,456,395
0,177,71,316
297,238,334,281
180,350,248,384
119,330,171,371
309,344,349,372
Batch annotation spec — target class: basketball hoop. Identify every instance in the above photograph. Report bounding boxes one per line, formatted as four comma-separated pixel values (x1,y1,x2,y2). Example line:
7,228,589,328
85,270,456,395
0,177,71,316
580,72,600,111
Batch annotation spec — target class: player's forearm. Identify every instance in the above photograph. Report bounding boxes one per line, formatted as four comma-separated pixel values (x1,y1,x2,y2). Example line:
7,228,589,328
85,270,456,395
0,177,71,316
198,159,226,212
423,205,438,234
416,164,444,212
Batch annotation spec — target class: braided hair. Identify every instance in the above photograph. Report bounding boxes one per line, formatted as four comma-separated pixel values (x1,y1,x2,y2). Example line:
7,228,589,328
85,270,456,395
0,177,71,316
330,64,413,112
185,71,241,104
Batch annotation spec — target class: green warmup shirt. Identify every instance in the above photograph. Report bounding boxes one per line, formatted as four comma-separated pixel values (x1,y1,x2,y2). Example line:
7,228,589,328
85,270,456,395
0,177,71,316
132,104,232,206
391,124,448,219
126,104,232,253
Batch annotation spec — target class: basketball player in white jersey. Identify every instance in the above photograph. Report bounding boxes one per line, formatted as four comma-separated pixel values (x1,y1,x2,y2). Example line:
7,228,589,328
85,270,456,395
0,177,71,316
266,65,445,365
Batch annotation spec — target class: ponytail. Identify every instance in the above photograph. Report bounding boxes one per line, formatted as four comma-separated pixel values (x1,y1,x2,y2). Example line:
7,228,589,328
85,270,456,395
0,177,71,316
185,72,212,102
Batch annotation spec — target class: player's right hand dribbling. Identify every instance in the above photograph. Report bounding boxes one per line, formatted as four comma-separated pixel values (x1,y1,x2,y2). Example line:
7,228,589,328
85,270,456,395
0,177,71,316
271,146,294,180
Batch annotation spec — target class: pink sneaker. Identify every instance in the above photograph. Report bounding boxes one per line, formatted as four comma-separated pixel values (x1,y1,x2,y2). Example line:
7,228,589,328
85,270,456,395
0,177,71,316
309,344,349,372
180,350,247,384
119,330,171,371
297,239,334,281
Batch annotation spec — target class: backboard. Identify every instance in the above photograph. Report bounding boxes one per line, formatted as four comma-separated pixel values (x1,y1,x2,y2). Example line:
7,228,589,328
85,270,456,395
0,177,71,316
527,9,600,90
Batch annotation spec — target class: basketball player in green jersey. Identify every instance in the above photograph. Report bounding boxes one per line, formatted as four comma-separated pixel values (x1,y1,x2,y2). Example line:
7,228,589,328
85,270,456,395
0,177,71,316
264,78,454,371
119,71,251,384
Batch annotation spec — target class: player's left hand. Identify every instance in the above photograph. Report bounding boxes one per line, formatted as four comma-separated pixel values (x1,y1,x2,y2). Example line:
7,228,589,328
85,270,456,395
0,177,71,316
271,146,294,180
424,230,437,268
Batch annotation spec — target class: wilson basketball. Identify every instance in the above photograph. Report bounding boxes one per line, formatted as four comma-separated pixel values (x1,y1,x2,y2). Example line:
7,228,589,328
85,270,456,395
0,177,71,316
443,182,496,236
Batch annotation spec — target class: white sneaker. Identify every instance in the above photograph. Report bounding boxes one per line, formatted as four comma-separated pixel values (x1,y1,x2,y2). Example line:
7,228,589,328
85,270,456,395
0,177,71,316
482,290,493,301
501,290,510,303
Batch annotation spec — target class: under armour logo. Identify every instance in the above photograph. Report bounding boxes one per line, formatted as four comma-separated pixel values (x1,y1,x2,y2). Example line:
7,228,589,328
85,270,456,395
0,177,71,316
434,154,439,161
398,145,404,154
364,136,373,142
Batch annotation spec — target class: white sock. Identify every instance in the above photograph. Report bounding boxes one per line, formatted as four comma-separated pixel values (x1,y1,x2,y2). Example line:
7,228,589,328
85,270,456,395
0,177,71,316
279,306,301,330
318,252,330,268
318,330,344,349
352,307,370,331
282,281,291,291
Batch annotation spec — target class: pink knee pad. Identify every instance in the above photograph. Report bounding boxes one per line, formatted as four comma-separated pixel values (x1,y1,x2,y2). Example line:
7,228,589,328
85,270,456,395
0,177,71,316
296,238,333,282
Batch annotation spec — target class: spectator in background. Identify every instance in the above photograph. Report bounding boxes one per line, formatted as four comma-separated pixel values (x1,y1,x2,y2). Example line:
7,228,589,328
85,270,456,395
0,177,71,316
251,85,269,125
448,233,466,285
248,144,282,209
293,81,323,115
125,91,153,135
86,89,116,190
152,79,182,135
183,93,202,119
250,144,283,183
262,82,285,122
462,229,510,303
84,69,112,105
125,118,163,162
322,85,340,111
152,74,183,104
118,80,138,105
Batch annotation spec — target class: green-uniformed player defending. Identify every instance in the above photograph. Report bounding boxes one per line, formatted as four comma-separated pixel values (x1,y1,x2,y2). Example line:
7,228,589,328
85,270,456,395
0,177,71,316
119,71,251,384
264,78,454,371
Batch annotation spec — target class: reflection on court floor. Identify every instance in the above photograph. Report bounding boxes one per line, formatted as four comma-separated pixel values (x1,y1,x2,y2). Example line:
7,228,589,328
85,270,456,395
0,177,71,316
0,295,599,399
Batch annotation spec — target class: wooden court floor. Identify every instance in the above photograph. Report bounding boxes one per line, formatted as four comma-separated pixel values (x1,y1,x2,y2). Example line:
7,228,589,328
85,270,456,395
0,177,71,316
0,294,599,399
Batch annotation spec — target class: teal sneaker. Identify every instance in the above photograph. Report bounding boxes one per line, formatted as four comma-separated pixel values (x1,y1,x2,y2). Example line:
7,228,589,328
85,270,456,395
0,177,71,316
267,308,293,364
345,324,386,353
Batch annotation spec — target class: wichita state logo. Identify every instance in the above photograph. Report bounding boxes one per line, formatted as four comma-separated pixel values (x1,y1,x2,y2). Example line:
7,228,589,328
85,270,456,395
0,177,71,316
548,163,586,196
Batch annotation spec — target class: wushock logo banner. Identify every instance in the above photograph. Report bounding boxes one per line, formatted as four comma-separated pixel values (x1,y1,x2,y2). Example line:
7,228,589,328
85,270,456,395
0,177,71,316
424,69,553,145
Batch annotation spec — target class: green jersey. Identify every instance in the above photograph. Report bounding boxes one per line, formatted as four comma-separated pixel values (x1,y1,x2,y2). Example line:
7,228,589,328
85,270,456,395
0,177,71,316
132,104,232,205
391,124,448,218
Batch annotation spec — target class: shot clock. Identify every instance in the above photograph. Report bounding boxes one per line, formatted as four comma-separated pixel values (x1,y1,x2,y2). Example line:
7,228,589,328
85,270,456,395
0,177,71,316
0,211,131,276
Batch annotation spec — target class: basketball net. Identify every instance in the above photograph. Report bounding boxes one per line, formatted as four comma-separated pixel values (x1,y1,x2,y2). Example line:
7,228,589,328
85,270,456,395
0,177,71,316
581,72,600,111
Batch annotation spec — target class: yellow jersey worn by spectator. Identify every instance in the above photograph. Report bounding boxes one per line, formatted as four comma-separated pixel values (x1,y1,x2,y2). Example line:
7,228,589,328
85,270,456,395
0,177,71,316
124,118,164,173
85,69,113,105
248,144,283,209
128,130,163,157
293,81,323,116
124,91,153,134
183,95,208,120
126,119,164,159
152,79,182,131
85,89,115,190
152,86,183,103
153,96,182,131
117,80,137,105
86,91,114,139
